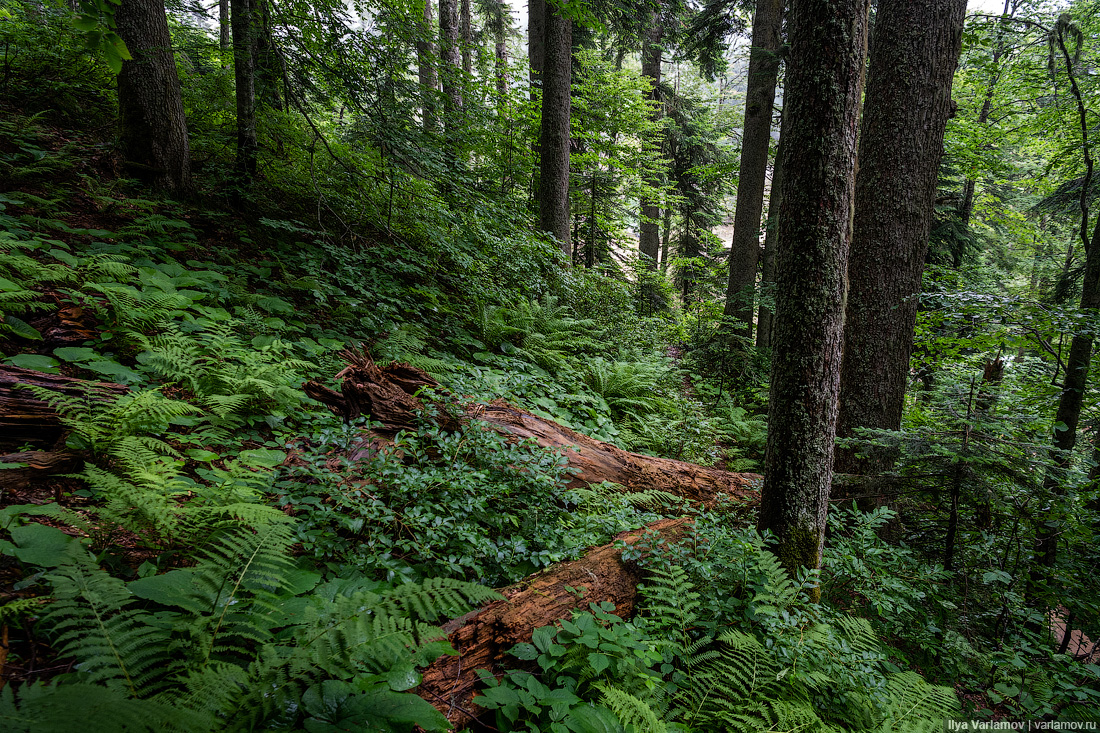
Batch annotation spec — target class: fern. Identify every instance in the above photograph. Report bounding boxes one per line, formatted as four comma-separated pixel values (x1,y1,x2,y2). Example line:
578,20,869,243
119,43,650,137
878,672,961,732
15,525,487,731
41,543,174,697
375,323,456,375
597,684,669,733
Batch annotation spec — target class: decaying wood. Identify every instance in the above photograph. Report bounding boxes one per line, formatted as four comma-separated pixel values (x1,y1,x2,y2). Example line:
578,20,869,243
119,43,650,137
0,367,128,452
304,351,761,506
416,517,692,725
0,451,83,492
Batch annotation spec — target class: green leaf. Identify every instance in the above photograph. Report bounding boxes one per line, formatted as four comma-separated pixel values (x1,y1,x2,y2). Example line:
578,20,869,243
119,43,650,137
128,569,196,607
53,347,99,362
588,652,610,675
184,449,221,462
85,360,143,384
10,524,79,567
4,354,60,372
3,316,42,341
511,642,538,660
239,449,287,468
566,704,622,733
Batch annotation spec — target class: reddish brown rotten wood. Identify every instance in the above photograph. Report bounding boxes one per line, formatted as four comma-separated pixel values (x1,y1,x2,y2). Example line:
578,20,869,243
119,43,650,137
416,517,692,726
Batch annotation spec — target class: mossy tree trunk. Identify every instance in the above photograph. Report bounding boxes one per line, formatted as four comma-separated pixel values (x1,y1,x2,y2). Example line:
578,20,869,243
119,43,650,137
758,0,870,592
230,0,258,182
721,0,783,338
417,0,439,131
439,0,463,159
638,16,663,271
833,0,967,477
538,4,572,261
755,117,787,350
115,0,192,195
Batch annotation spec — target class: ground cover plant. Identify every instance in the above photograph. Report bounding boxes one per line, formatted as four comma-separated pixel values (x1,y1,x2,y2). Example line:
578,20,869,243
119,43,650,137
2,0,1100,729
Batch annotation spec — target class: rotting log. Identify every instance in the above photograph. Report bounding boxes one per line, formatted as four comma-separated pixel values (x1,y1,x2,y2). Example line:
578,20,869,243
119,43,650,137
303,351,762,507
0,451,83,493
0,367,128,452
416,517,692,726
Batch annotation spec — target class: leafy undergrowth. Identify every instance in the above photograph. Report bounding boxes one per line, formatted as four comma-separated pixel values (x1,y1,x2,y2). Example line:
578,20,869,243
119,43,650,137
0,114,1043,732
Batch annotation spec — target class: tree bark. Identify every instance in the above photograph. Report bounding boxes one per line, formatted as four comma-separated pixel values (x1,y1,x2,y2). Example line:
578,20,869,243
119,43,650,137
231,0,258,182
538,5,572,260
460,0,472,77
416,518,693,726
528,0,545,101
756,118,787,350
418,0,439,131
115,0,192,195
759,0,869,591
833,0,966,477
439,0,463,156
638,17,663,270
219,0,230,52
0,367,128,452
301,353,761,506
721,0,783,337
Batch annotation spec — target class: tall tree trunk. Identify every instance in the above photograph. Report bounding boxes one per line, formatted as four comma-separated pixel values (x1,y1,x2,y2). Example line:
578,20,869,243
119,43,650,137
537,5,571,260
833,0,967,477
661,199,672,272
254,0,282,111
638,17,663,270
758,0,870,592
418,0,439,132
461,0,472,77
219,0,230,53
439,0,463,157
529,0,545,201
721,0,783,337
756,119,787,349
494,5,508,99
230,0,258,182
115,0,192,195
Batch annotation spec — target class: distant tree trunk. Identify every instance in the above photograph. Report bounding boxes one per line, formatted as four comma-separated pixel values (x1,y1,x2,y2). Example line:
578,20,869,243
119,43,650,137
115,0,192,195
254,0,283,111
461,0,473,77
660,201,672,272
538,4,571,260
219,0,230,52
759,0,869,592
833,0,966,477
439,0,463,155
528,0,544,98
418,0,439,131
721,0,783,337
230,0,258,182
756,120,786,350
494,5,508,99
638,18,663,270
529,0,545,200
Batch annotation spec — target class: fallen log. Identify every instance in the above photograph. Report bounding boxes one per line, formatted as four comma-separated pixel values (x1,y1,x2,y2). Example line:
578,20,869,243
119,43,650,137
0,451,83,494
303,352,761,507
416,517,692,726
0,366,128,452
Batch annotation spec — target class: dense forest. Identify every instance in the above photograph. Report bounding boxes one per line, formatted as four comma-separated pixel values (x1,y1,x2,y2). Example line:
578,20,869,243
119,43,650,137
0,0,1099,728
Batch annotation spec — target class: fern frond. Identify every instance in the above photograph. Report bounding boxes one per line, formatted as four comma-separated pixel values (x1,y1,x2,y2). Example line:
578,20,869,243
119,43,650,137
878,671,961,731
42,545,173,697
597,683,668,733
